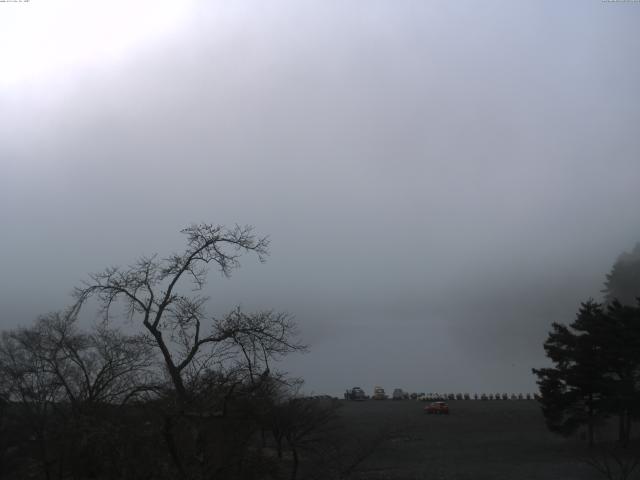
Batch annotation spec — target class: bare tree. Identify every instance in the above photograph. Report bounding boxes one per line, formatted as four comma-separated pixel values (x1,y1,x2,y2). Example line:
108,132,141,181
72,224,304,404
0,326,65,480
71,224,306,479
0,224,310,479
0,311,159,480
27,311,157,408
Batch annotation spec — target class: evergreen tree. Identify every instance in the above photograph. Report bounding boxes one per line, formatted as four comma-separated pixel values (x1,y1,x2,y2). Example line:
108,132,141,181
534,299,640,446
603,243,640,306
533,300,609,446
601,300,640,446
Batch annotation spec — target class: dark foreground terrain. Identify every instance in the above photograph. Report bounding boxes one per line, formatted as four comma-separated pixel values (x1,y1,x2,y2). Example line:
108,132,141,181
336,399,603,480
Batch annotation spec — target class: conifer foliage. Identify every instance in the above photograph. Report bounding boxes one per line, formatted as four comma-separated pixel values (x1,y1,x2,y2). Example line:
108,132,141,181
533,299,640,447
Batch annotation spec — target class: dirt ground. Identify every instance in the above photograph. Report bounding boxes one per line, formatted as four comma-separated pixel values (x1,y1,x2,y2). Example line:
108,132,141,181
335,399,603,480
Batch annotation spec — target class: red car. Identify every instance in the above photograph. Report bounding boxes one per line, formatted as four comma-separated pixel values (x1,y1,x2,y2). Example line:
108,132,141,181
424,401,449,415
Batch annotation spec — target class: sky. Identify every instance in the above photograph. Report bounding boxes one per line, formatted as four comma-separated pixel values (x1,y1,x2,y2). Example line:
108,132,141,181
1,0,640,396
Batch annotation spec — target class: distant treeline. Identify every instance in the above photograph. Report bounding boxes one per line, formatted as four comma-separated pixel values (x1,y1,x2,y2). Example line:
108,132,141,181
344,390,537,401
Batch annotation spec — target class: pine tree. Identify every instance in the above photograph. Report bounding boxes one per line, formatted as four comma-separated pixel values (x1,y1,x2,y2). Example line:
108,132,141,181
533,300,609,446
603,243,640,306
601,300,640,446
534,299,640,447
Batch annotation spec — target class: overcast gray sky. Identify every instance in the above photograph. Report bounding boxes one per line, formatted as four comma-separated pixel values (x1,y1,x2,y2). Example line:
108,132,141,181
1,1,639,395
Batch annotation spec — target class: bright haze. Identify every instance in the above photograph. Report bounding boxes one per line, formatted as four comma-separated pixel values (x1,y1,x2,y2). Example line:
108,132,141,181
1,1,639,396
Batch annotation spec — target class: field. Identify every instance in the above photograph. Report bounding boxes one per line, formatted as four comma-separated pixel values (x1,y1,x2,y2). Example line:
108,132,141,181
334,399,602,480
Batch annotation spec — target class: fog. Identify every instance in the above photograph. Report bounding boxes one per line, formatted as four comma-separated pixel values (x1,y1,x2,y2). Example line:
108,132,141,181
1,1,639,395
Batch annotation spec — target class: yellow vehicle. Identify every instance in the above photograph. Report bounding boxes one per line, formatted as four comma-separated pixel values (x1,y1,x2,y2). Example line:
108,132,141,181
372,386,387,400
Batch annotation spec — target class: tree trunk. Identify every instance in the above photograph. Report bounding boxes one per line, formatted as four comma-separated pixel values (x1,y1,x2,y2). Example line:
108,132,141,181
163,415,186,479
587,400,594,447
37,432,52,480
147,327,188,402
617,410,632,447
290,446,299,480
623,410,632,447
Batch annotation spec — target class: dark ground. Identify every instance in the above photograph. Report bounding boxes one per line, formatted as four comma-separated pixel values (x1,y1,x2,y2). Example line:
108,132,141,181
335,399,608,480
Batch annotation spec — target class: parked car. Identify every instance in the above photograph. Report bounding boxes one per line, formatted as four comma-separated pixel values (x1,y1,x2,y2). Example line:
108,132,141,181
372,386,387,400
392,388,405,400
345,387,366,401
424,401,449,415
